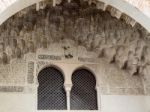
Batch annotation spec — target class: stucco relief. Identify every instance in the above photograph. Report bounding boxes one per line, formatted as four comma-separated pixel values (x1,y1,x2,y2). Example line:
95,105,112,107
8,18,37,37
0,1,149,94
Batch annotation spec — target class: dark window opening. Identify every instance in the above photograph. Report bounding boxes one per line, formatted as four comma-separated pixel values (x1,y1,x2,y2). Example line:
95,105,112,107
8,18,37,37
38,67,67,110
71,68,98,110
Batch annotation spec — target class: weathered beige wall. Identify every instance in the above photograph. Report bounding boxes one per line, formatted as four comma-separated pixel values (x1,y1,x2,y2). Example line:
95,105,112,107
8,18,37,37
0,1,149,112
0,2,147,95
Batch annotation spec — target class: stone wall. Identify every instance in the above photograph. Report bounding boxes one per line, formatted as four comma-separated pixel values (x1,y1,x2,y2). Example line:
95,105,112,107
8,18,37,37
0,0,149,95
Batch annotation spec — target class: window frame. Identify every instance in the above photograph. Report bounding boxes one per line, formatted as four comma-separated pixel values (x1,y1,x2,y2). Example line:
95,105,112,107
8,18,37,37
35,65,101,111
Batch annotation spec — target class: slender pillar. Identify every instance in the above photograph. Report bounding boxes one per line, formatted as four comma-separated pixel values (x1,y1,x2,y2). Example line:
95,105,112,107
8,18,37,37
35,84,39,111
96,86,101,110
65,84,72,110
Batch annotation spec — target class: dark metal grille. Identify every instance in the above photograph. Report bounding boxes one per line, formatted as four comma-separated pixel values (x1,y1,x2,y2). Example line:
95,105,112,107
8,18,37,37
71,69,98,110
38,67,67,110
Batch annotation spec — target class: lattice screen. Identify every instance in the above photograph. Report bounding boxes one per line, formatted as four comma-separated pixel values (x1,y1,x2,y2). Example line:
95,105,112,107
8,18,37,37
71,69,98,110
38,67,67,110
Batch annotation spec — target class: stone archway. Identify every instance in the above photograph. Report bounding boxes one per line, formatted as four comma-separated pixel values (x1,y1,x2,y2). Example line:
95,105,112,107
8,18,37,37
0,0,150,32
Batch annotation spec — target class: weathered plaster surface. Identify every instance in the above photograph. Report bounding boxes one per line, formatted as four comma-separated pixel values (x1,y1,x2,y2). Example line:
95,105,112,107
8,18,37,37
0,1,149,112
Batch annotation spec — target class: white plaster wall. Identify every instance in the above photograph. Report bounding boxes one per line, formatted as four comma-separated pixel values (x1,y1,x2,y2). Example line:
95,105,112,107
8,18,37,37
0,93,35,112
101,95,148,112
0,93,149,112
145,96,150,112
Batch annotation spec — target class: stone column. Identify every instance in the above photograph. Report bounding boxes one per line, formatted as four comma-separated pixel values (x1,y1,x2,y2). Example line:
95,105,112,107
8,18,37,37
65,84,72,110
34,84,39,111
96,86,101,110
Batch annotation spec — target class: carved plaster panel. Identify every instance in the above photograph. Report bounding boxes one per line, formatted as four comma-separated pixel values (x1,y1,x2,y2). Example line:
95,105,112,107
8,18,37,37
0,0,149,95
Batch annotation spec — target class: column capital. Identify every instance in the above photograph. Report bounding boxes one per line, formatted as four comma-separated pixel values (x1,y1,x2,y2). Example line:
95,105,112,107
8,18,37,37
64,84,72,91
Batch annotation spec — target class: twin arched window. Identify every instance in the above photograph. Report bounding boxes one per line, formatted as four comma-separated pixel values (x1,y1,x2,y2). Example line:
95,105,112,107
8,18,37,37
38,67,98,110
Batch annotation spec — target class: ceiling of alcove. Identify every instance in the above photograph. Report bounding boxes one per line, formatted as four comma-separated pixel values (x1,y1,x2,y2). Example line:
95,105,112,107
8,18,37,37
0,0,149,76
0,0,150,32
0,0,150,17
